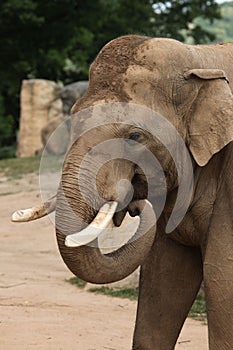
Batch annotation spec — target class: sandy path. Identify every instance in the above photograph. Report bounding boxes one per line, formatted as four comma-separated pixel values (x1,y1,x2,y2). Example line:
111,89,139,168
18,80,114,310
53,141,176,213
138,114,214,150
0,190,208,350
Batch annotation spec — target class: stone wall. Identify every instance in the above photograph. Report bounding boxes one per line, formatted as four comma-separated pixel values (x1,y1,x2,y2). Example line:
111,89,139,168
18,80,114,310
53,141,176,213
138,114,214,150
17,79,89,157
17,79,63,157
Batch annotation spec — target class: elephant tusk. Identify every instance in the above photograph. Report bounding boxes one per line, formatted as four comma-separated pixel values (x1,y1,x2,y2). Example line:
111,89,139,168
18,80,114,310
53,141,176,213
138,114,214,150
11,196,56,222
12,207,46,222
65,201,118,248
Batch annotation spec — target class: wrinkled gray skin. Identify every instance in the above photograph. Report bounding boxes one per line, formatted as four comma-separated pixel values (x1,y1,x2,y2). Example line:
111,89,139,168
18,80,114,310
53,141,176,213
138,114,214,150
55,36,233,349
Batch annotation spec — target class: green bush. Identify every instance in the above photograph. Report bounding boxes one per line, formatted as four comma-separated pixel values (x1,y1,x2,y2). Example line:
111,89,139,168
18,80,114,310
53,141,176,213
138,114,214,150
0,94,16,154
0,145,16,159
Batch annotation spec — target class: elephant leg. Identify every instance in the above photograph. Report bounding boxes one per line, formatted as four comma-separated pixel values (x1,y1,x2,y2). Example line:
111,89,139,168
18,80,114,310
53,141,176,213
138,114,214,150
204,259,233,350
202,162,233,350
203,222,233,349
132,231,203,350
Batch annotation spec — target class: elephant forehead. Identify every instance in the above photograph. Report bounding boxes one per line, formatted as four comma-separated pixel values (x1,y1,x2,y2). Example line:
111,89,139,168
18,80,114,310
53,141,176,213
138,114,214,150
134,38,191,70
92,35,149,68
123,65,160,94
89,35,150,87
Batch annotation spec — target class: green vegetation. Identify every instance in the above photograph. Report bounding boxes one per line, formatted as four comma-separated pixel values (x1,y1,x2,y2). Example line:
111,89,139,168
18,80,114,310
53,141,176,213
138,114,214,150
0,145,16,160
0,155,40,179
89,286,138,301
195,1,233,43
0,0,222,153
188,293,207,321
67,277,206,320
68,277,87,289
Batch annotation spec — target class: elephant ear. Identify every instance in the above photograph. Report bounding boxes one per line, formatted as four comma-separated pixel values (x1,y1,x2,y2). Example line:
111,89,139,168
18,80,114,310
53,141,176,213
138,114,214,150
184,69,233,166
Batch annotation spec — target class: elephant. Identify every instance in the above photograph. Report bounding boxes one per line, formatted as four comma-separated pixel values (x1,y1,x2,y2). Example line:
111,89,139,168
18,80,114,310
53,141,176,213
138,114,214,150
12,35,233,350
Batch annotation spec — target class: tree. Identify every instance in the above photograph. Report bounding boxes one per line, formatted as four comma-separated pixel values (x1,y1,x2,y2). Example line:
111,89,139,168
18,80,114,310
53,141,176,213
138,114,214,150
0,0,221,153
195,1,233,43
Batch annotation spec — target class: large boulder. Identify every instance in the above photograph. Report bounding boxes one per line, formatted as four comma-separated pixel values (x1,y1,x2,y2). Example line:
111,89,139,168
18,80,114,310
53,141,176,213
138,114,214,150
40,81,89,153
41,116,70,155
17,79,89,157
60,81,89,114
17,79,63,157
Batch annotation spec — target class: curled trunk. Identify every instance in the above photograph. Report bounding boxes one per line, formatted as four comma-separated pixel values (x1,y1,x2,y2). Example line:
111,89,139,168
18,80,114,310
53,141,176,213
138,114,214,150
56,182,156,284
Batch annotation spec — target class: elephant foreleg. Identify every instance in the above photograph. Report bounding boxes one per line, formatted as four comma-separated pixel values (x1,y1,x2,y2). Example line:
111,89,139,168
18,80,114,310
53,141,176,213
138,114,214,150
202,151,233,350
203,208,233,349
133,231,203,350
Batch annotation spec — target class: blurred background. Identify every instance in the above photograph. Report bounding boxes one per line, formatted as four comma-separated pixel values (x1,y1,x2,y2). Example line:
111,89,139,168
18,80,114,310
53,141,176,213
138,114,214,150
0,0,232,159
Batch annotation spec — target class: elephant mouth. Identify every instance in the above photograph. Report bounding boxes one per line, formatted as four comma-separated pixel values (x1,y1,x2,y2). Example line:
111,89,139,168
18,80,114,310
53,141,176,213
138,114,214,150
63,170,166,249
64,199,145,248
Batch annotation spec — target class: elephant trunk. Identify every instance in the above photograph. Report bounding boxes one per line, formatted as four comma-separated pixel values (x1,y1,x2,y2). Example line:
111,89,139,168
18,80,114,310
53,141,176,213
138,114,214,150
55,158,156,284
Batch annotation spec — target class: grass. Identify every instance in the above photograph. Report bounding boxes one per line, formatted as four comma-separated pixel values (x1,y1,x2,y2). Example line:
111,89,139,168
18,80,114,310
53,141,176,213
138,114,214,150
68,277,87,289
89,286,138,300
0,156,41,179
67,277,206,320
188,293,207,321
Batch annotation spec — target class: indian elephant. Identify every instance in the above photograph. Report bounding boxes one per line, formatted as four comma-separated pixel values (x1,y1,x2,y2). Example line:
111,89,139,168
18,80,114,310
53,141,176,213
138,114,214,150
13,35,233,350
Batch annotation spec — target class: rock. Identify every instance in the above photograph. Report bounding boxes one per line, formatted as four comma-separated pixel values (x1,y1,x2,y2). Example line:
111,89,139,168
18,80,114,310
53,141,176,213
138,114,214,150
39,80,89,154
60,81,89,114
17,79,89,157
17,79,63,157
48,99,63,120
41,116,70,155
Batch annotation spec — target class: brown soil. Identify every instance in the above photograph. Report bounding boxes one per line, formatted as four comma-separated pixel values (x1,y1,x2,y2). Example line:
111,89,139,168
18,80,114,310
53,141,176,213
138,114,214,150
0,178,208,350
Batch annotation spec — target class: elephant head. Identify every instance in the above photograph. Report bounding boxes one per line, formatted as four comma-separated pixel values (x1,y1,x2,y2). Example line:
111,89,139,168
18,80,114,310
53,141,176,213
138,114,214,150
13,35,233,284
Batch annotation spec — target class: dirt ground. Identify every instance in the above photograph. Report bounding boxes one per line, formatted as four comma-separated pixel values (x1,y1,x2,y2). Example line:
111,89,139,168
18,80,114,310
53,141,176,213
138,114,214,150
0,177,208,350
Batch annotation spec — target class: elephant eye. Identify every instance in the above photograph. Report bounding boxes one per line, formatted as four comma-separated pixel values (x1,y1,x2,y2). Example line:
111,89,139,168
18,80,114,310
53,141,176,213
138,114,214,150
128,132,141,142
